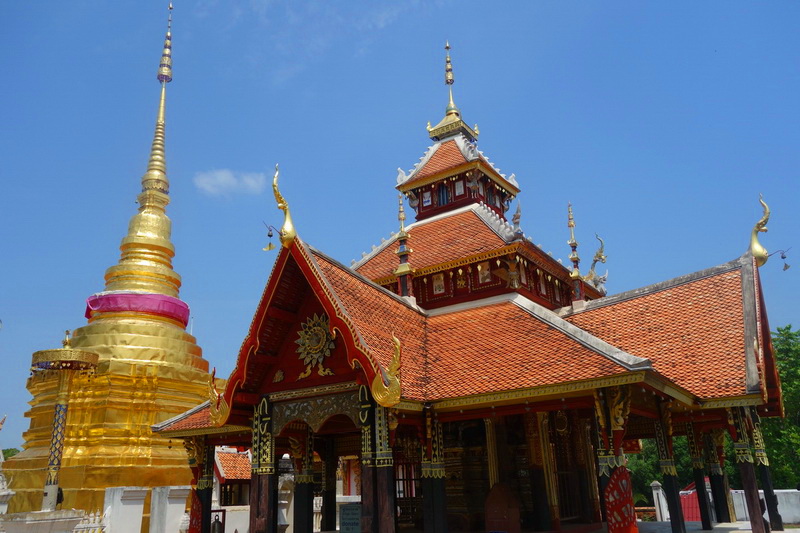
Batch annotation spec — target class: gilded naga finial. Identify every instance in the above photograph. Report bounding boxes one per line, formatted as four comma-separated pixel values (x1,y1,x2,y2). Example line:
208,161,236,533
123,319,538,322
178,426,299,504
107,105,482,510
584,233,607,282
750,194,770,267
371,334,402,407
272,164,297,248
62,330,71,348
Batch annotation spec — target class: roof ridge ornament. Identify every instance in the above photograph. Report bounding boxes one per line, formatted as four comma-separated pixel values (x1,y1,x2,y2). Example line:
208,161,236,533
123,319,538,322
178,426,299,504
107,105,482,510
272,164,297,248
750,194,769,267
583,234,608,295
427,42,478,142
444,41,457,116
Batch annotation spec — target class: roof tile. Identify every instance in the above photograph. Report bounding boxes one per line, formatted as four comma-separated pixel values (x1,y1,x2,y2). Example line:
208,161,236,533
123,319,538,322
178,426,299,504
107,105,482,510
425,302,629,400
217,450,251,481
567,269,747,398
356,209,507,280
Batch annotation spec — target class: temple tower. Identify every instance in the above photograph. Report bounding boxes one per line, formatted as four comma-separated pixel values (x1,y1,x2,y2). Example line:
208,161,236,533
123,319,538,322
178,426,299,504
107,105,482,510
5,5,211,512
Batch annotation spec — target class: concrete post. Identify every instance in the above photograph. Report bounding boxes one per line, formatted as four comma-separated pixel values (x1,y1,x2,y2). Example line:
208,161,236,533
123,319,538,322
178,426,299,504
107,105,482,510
651,481,669,522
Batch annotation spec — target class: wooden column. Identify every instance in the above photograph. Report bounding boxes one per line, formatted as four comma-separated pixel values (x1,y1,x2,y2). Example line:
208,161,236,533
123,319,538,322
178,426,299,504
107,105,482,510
538,412,561,531
360,385,377,533
185,437,209,533
594,386,637,533
483,418,500,490
422,409,448,533
654,401,686,533
751,408,784,531
293,425,315,533
198,442,215,533
731,408,766,533
320,438,338,532
374,405,397,533
685,422,713,530
705,431,731,523
523,413,553,530
251,397,278,533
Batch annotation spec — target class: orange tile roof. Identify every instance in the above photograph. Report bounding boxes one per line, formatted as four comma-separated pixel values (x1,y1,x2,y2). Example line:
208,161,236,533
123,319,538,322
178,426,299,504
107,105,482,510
311,251,429,401
408,140,468,183
356,208,508,280
425,301,632,400
157,247,757,436
566,267,747,399
217,450,251,481
157,404,213,432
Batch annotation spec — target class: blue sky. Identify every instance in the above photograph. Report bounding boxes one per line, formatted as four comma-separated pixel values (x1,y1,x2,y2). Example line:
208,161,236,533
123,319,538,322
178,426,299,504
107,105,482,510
0,2,797,449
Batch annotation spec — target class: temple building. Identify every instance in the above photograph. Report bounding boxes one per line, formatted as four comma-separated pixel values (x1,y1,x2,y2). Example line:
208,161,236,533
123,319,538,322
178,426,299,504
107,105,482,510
157,41,784,533
4,5,212,513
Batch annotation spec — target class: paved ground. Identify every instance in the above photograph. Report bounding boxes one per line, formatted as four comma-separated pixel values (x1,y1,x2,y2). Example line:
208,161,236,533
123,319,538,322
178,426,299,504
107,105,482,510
637,522,755,533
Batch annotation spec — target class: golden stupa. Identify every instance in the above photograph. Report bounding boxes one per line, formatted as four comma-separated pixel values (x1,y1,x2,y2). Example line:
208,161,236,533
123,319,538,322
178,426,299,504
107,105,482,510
4,5,211,512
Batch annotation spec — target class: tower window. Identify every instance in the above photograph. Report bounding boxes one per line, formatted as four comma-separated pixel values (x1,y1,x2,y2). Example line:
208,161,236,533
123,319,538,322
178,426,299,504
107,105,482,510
437,184,450,206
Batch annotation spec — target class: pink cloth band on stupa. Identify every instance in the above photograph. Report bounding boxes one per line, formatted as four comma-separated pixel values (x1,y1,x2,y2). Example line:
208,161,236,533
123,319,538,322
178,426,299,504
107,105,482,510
85,292,190,327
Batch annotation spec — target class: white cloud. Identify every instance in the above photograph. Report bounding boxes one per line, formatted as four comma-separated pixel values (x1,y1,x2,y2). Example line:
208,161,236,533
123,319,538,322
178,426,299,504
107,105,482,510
193,169,267,197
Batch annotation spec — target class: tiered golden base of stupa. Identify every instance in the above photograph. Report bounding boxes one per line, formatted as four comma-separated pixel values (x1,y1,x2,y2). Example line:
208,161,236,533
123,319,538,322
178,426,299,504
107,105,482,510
5,316,210,513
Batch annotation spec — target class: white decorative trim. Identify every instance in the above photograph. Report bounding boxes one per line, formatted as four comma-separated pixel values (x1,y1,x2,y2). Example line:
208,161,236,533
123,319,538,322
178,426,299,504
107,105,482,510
397,141,443,186
454,134,480,162
472,202,516,241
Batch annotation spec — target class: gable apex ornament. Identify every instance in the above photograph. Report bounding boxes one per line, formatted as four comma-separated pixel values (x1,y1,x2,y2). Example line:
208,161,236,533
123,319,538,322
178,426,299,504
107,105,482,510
272,164,297,248
750,194,769,267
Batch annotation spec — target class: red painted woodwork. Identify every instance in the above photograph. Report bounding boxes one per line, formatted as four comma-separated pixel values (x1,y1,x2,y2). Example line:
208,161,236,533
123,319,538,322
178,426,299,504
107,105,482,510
604,468,638,533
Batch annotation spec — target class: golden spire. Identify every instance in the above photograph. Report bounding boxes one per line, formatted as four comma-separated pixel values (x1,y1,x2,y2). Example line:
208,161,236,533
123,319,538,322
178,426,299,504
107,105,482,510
103,3,182,296
750,194,770,267
428,42,477,141
567,203,581,279
398,193,407,237
444,41,458,116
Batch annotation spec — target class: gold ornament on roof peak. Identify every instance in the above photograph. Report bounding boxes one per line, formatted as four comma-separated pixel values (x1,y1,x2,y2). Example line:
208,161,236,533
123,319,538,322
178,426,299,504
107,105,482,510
272,164,297,248
444,41,457,116
750,194,770,267
428,42,478,142
584,233,607,282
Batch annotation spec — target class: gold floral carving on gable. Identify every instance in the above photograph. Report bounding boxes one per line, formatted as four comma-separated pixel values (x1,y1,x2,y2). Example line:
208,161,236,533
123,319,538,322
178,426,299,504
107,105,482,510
295,313,336,380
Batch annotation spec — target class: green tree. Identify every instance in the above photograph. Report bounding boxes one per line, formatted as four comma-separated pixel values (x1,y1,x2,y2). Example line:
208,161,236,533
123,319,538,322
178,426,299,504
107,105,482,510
760,325,800,489
627,440,661,505
2,448,19,459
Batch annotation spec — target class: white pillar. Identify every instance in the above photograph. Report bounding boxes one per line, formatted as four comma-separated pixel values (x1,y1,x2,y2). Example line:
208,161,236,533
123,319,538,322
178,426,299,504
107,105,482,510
651,480,670,521
104,487,149,533
150,486,191,533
